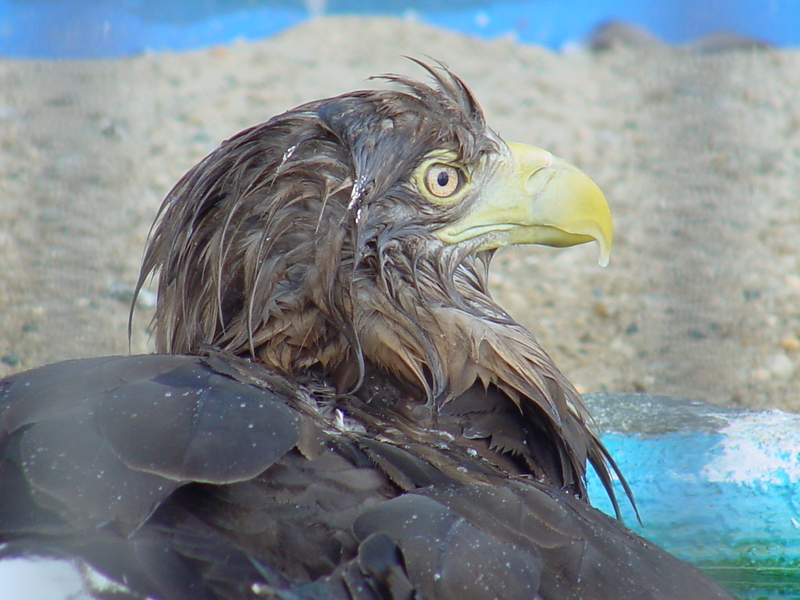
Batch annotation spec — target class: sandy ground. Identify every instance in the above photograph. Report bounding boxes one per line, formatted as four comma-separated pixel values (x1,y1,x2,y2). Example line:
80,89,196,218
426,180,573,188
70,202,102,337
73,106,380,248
1,16,798,411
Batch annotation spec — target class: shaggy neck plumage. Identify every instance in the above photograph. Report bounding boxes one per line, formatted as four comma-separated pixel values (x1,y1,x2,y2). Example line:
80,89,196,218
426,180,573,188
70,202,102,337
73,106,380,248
354,240,586,418
328,239,609,499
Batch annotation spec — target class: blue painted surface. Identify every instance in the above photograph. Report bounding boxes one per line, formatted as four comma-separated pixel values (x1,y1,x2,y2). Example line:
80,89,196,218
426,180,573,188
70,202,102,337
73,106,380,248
1,0,799,58
586,409,800,598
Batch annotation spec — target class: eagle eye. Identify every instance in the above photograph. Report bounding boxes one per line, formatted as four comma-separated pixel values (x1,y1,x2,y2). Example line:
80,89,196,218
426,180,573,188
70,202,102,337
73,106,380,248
423,163,463,199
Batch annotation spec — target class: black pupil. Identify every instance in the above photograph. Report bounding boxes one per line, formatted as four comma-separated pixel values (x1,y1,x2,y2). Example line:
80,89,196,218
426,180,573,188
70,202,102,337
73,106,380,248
437,170,450,187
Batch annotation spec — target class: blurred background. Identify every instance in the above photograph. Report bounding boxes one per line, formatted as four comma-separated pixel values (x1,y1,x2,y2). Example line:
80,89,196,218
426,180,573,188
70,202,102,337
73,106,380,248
1,0,799,57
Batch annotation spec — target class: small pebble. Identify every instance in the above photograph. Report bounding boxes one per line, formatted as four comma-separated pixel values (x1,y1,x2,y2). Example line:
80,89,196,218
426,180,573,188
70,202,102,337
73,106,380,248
752,367,770,381
785,274,800,289
768,353,795,380
742,288,761,300
688,328,708,340
1,352,20,367
780,337,800,352
108,283,157,309
593,302,610,318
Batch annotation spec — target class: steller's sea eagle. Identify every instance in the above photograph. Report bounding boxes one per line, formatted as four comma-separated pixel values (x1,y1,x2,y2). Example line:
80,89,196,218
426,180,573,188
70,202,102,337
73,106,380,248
0,62,737,600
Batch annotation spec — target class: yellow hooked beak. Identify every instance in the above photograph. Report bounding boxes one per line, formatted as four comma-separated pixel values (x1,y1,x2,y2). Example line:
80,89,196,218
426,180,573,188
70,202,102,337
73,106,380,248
434,142,613,266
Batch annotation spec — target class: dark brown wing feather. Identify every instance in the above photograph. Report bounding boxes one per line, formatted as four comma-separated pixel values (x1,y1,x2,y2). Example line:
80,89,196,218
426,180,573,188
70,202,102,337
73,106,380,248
0,355,298,534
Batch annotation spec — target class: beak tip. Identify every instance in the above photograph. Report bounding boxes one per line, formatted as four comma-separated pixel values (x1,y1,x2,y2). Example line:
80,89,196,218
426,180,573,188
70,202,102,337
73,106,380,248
597,236,612,267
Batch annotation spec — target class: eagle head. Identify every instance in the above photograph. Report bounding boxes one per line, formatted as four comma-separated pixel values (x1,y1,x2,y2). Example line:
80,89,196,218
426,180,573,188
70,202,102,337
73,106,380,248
136,62,611,444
